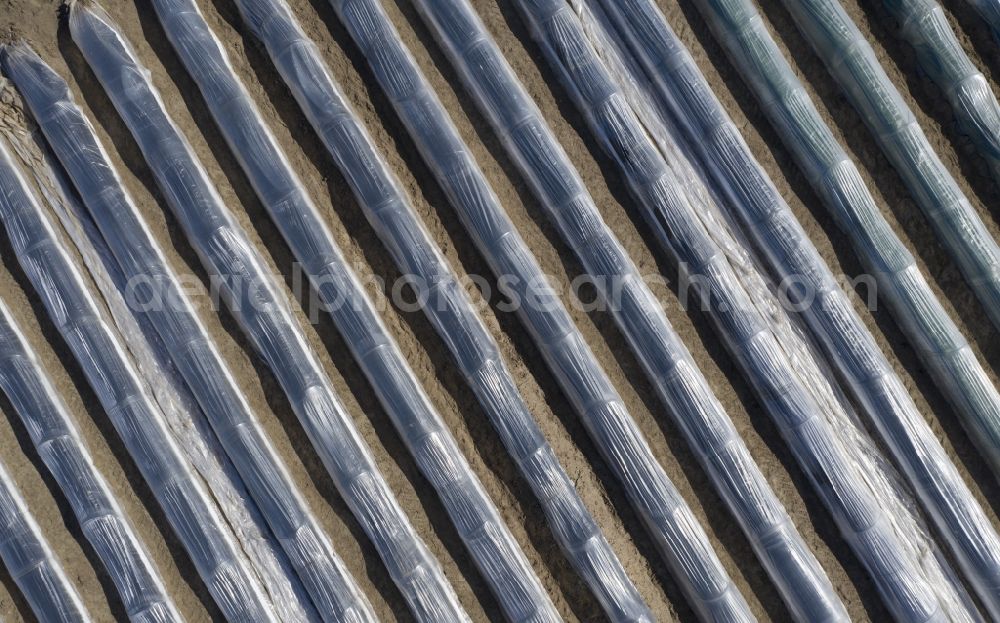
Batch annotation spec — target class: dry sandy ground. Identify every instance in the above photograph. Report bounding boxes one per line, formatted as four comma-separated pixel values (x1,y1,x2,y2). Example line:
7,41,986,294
0,0,998,620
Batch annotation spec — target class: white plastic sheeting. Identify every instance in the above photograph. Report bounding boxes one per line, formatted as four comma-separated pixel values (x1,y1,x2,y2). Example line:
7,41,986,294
771,0,1000,615
0,297,180,623
880,0,1000,189
65,3,483,620
508,0,991,620
779,0,1000,334
693,0,1000,530
225,0,589,621
0,461,89,623
1,81,181,623
0,101,284,623
4,55,327,622
4,32,374,623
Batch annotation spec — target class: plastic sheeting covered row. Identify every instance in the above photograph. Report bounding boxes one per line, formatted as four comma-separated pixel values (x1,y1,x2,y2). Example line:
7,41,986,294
779,0,1000,333
0,458,89,623
509,0,989,620
324,0,654,618
413,0,844,620
879,0,1000,188
773,0,1000,614
226,0,568,617
65,3,481,621
0,295,180,622
24,73,323,623
0,93,282,622
4,57,324,621
5,31,371,623
587,0,1000,617
150,0,626,620
693,0,1000,517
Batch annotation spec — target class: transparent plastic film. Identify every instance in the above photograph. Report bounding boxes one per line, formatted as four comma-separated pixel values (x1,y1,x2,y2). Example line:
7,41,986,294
412,1,855,622
691,0,1000,515
777,0,1000,333
508,0,990,620
148,0,625,620
63,3,482,620
0,460,90,623
0,288,180,621
0,102,285,622
2,72,324,622
218,0,588,620
763,0,1000,614
879,0,1000,188
422,1,908,620
0,81,182,623
211,0,656,616
3,33,373,623
580,0,1000,618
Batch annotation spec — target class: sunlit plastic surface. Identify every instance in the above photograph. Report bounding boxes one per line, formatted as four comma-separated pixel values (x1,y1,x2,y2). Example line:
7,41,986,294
64,3,486,620
293,0,650,617
151,0,624,620
409,0,877,620
0,299,181,623
450,0,984,620
220,0,623,620
585,0,1000,618
0,116,281,623
692,0,1000,553
0,461,89,623
3,36,373,623
880,0,1000,187
693,0,1000,487
779,0,1000,333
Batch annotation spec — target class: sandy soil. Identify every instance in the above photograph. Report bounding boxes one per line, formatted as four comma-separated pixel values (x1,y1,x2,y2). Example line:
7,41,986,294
0,0,997,620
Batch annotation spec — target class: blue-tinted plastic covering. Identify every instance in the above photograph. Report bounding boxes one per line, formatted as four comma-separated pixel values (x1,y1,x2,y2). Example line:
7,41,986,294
4,33,374,623
148,0,628,619
65,3,490,620
224,0,572,618
879,0,1000,189
435,0,985,620
0,296,181,623
276,0,648,617
0,99,281,623
411,0,873,620
585,0,1000,618
0,460,89,623
691,0,1000,553
764,0,1000,615
779,0,1000,333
